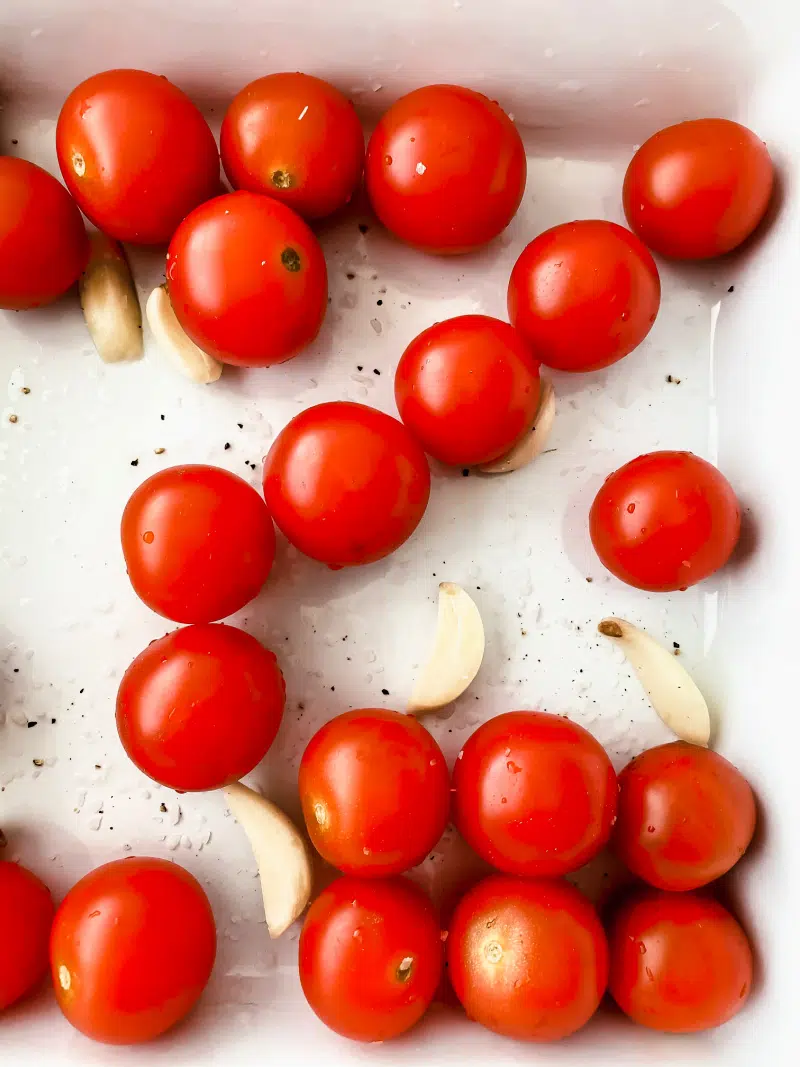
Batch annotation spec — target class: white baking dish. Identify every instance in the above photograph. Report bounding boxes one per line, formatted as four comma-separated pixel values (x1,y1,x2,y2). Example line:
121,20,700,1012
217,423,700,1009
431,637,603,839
1,0,798,1062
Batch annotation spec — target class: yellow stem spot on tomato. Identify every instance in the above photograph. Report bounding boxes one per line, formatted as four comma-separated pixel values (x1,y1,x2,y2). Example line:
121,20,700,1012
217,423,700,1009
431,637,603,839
72,152,86,178
484,940,503,964
58,964,72,991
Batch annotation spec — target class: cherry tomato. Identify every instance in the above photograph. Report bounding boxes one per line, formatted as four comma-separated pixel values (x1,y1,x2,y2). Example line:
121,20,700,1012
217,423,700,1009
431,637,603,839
507,220,660,372
607,889,753,1032
452,711,617,877
0,157,89,311
623,118,773,260
56,69,220,245
394,315,541,467
116,623,285,792
299,708,449,876
263,402,430,567
299,875,442,1042
589,451,741,592
167,191,327,366
0,861,54,1010
51,857,216,1044
121,464,275,623
365,84,526,254
447,874,608,1041
613,741,756,892
221,73,364,220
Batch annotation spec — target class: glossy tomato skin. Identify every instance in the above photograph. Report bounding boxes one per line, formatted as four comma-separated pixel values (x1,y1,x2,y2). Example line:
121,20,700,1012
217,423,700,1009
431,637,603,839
299,709,450,876
121,464,276,623
56,69,220,245
263,402,430,567
452,711,618,877
613,741,756,892
167,191,327,366
51,857,216,1044
299,875,442,1042
608,889,753,1032
395,315,541,467
366,84,526,254
624,119,773,260
221,73,364,219
116,624,285,792
448,874,608,1041
590,451,741,592
0,861,54,1010
508,220,660,372
0,157,89,311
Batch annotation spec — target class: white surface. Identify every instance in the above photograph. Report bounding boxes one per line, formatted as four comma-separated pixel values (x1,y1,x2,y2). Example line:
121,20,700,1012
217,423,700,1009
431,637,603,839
0,0,798,1064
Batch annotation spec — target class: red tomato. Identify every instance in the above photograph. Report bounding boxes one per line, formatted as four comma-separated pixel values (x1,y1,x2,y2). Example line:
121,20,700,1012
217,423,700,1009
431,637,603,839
607,889,753,1032
51,857,216,1044
221,73,364,220
447,874,608,1041
452,711,618,877
589,451,741,592
263,402,430,567
167,191,327,366
394,315,541,467
116,623,285,792
507,220,660,372
299,875,442,1042
365,84,526,254
0,861,54,1010
56,70,219,245
613,741,756,892
121,464,275,623
0,157,88,311
299,708,449,876
624,118,773,260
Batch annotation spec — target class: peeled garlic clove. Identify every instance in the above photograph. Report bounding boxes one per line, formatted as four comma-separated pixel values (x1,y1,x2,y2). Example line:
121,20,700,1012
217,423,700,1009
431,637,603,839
79,231,143,364
145,284,223,384
407,583,485,716
477,379,556,474
598,617,711,746
224,782,312,938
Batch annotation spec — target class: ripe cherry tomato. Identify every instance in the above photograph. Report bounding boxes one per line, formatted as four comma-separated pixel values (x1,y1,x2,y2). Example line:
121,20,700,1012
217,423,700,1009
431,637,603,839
0,157,89,311
56,69,220,245
116,623,285,792
51,857,216,1044
589,451,741,592
394,315,541,467
452,711,617,877
121,464,276,623
507,220,660,372
167,191,327,366
299,875,442,1042
607,889,753,1032
623,118,773,259
299,708,449,876
447,874,608,1041
613,741,756,892
263,402,430,567
0,860,54,1010
365,84,526,254
221,73,364,220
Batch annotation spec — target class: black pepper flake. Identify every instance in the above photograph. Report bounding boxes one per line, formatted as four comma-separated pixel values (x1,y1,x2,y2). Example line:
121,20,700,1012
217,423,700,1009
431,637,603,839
160,414,165,420
346,272,355,280
249,462,257,470
237,423,243,429
330,686,335,691
673,641,680,649
27,721,36,728
224,442,231,450
358,223,369,234
160,802,167,812
462,468,470,477
357,365,363,371
376,299,383,306
11,139,18,145
79,688,84,694
13,668,18,673
728,285,735,293
51,718,56,724
373,368,381,375
381,688,389,695
131,458,139,466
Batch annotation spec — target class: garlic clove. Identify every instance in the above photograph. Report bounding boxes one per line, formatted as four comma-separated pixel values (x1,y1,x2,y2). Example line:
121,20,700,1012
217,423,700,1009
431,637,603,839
145,284,223,384
477,379,556,474
79,231,143,364
598,617,711,746
224,782,312,938
407,583,485,716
